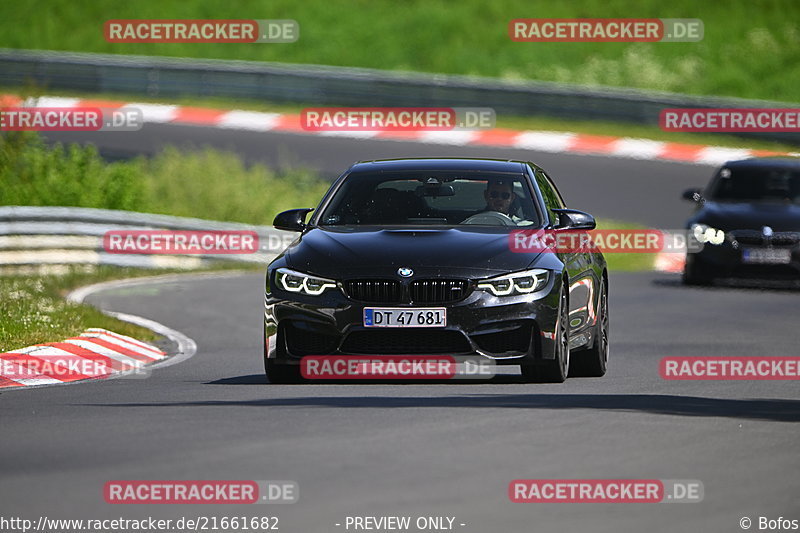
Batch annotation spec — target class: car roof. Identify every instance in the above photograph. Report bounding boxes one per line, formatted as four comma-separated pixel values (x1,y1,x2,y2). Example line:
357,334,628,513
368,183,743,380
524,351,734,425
723,156,800,170
348,158,533,173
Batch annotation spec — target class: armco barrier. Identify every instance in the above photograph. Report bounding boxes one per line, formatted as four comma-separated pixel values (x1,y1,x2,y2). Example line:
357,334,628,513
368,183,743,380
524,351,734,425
0,206,294,269
0,48,797,145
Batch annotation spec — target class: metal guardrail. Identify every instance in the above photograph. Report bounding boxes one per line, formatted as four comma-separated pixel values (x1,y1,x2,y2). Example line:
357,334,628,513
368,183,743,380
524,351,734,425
0,206,293,270
1,48,798,145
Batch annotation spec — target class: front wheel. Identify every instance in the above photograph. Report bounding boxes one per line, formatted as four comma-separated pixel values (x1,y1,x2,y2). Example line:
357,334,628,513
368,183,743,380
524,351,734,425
265,359,304,384
264,327,304,384
683,255,713,286
569,279,608,377
521,286,569,383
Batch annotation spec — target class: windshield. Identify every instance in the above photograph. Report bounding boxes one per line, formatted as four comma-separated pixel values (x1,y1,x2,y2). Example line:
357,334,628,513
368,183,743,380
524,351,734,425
317,171,541,227
707,166,800,204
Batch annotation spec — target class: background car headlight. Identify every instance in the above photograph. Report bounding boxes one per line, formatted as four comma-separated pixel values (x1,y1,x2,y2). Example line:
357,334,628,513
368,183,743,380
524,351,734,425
275,268,338,296
477,269,550,296
691,223,725,245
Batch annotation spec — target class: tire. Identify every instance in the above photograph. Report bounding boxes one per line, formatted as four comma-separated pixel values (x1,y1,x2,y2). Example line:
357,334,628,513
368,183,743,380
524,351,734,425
683,256,713,286
264,327,304,384
265,358,304,384
521,285,570,383
569,279,608,377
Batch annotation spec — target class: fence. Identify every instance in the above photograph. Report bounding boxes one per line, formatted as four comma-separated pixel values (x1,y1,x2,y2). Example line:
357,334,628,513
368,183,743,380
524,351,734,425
0,206,293,270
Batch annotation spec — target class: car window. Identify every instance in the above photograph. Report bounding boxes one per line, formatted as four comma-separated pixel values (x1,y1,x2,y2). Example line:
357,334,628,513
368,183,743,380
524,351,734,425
319,171,541,227
708,166,800,204
534,170,566,224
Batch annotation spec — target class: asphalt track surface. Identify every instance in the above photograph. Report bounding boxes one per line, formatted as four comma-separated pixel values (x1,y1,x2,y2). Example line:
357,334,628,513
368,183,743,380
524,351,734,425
1,125,797,533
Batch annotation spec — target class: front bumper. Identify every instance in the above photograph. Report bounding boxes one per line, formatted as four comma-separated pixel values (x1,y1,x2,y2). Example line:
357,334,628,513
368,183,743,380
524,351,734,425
689,237,800,280
264,274,564,365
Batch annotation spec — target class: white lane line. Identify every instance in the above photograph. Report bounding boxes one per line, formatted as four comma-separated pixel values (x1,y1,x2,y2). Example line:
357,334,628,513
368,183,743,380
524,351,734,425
0,358,65,384
62,339,147,366
123,103,179,123
6,344,48,355
66,270,248,304
513,131,575,152
68,273,212,369
8,376,64,386
419,130,478,145
23,346,115,377
695,147,755,165
218,110,283,131
107,311,197,370
80,331,165,359
85,327,163,355
22,96,82,108
611,138,668,160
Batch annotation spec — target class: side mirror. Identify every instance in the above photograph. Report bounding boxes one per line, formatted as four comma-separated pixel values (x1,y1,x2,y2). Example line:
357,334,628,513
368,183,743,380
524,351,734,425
273,208,314,232
552,209,596,230
682,188,704,203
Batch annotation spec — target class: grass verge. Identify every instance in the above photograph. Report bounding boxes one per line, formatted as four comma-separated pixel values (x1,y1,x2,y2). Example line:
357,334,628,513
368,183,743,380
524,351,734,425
594,219,657,272
0,132,330,224
0,263,258,352
0,0,798,103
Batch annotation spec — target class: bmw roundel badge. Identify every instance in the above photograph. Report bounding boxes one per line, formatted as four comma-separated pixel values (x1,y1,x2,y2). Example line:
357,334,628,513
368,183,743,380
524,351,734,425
397,267,413,278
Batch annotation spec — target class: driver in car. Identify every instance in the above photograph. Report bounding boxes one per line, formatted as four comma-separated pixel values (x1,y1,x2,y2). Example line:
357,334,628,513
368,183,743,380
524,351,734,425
476,179,536,226
484,180,517,216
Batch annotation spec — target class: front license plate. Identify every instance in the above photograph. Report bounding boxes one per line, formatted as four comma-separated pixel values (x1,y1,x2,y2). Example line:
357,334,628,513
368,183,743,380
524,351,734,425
742,248,792,264
364,307,446,328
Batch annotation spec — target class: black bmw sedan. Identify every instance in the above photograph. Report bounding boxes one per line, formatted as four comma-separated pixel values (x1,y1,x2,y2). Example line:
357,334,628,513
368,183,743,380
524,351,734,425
264,158,608,383
682,157,800,285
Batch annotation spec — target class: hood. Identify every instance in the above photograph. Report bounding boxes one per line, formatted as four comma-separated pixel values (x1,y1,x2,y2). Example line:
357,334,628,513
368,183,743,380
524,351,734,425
285,226,540,278
693,202,800,232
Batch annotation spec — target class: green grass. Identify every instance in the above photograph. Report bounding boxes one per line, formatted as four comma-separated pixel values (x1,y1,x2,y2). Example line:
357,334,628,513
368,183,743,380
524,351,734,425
2,266,165,351
594,219,656,272
0,132,330,224
0,0,798,102
0,264,264,352
8,87,799,153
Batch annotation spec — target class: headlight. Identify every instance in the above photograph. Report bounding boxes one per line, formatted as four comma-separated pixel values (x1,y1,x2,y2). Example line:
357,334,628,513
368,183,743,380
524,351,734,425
477,269,550,296
275,268,338,296
691,223,725,245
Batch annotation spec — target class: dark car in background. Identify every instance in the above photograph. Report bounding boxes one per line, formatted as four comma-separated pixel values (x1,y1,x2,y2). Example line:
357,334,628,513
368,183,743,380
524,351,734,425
263,158,608,384
682,157,800,285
